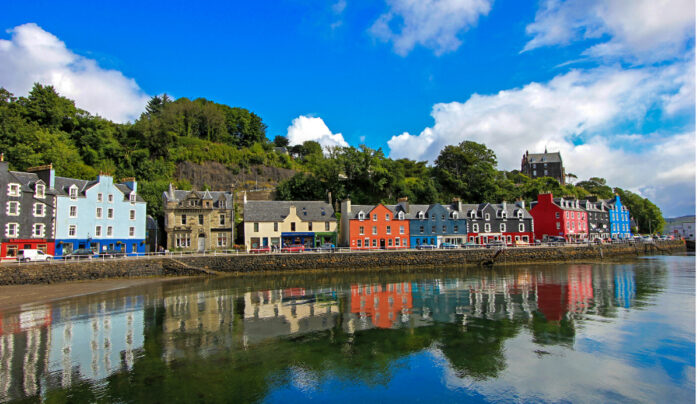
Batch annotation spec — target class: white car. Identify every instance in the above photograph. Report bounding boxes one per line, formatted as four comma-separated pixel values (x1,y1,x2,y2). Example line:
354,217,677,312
17,249,53,262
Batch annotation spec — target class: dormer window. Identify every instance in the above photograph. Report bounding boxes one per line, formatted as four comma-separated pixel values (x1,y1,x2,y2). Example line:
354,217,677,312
7,183,20,197
517,210,524,219
418,211,424,219
485,213,490,221
358,212,365,220
69,185,78,200
451,211,458,219
501,210,507,219
470,211,476,219
35,184,45,198
130,192,136,204
398,212,405,220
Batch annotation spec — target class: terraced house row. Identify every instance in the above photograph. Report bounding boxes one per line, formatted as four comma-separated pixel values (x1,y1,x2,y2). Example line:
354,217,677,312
0,159,147,260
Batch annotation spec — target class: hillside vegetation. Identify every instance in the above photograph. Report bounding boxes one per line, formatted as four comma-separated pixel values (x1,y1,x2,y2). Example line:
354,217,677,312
0,84,664,232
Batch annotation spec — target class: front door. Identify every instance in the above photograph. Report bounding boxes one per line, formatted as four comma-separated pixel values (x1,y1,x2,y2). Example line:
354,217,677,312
380,239,386,249
198,235,206,252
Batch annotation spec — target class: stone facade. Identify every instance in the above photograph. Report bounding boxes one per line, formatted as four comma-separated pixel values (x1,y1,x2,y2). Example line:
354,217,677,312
162,185,235,252
521,149,565,185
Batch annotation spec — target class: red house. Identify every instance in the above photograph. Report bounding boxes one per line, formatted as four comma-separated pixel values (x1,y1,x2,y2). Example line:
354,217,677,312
529,194,588,242
341,202,409,250
350,282,413,328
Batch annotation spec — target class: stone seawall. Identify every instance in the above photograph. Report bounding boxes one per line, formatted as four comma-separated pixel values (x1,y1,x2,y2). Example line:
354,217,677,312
0,240,686,285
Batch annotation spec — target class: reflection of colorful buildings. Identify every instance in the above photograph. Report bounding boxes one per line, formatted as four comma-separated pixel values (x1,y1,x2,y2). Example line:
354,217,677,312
614,268,636,308
350,283,413,329
567,265,593,314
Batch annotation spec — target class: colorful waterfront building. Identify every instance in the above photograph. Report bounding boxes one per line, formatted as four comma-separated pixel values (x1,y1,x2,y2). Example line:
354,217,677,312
0,161,56,260
606,195,631,239
529,194,588,242
340,201,409,250
583,197,610,241
54,173,147,257
395,198,467,247
243,197,336,251
459,201,535,245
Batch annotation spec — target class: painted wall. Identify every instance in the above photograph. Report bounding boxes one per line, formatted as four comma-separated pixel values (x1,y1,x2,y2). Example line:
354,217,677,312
348,205,409,249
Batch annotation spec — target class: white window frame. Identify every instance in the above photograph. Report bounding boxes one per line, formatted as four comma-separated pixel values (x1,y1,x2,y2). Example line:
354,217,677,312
358,212,365,220
398,212,405,220
372,226,377,235
418,211,424,219
5,223,19,238
96,207,103,219
485,223,491,232
33,203,45,217
399,225,405,235
35,184,45,199
32,223,45,238
485,213,490,221
107,226,113,237
519,223,525,232
473,223,479,233
373,214,377,222
130,210,136,220
69,205,78,218
129,227,135,237
69,185,78,200
6,201,20,216
500,223,506,232
130,192,136,204
386,226,391,235
359,226,364,235
97,193,103,202
68,225,77,237
108,194,114,203
107,208,114,219
95,226,102,237
7,183,20,197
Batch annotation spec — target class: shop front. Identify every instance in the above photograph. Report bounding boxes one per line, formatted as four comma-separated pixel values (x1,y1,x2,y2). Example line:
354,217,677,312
314,232,337,247
1,239,54,260
281,232,315,248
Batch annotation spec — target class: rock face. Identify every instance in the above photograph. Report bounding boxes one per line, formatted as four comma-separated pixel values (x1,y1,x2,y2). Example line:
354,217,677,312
0,240,686,285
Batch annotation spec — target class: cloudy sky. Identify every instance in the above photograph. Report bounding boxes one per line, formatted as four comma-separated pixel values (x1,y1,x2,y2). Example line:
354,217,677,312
0,0,695,216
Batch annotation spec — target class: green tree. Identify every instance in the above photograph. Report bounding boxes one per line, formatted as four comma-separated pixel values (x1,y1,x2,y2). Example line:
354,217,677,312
273,135,289,148
434,141,498,203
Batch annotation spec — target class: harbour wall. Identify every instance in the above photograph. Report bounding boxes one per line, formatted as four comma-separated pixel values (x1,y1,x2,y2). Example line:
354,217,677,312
0,240,686,285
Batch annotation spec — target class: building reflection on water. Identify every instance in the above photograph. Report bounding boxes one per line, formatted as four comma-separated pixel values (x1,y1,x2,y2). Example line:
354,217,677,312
0,264,654,402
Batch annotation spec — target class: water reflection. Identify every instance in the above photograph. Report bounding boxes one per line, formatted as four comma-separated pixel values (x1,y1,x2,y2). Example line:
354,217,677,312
0,257,694,403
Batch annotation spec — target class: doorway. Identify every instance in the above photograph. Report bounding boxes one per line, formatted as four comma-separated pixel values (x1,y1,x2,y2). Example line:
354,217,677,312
198,235,206,252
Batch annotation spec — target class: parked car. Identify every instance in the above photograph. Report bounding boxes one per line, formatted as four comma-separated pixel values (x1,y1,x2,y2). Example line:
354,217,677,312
66,248,96,260
486,241,506,249
249,246,271,254
416,244,438,250
318,243,336,252
99,248,126,258
548,236,567,244
17,249,53,262
281,244,305,253
461,242,478,249
440,242,459,249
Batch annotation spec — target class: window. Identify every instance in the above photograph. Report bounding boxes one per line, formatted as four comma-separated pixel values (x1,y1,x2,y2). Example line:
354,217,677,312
130,210,136,220
385,214,390,221
473,224,479,232
96,207,103,218
442,225,447,233
68,225,76,237
274,222,279,232
372,239,377,247
519,223,525,232
403,239,407,247
396,237,400,246
107,208,114,219
419,225,424,234
8,183,20,197
500,223,506,232
431,214,435,220
372,226,377,235
34,203,45,217
69,206,77,218
181,214,187,225
308,222,313,231
220,214,225,225
399,226,405,234
130,193,136,203
129,227,135,237
452,211,458,219
386,226,391,235
95,226,102,237
431,225,436,233
470,211,476,219
454,225,458,233
517,210,524,219
176,234,191,248
254,223,259,232
358,212,365,220
388,238,393,247
373,214,377,221
107,226,113,236
356,239,361,248
485,223,491,232
507,235,512,243
523,236,529,242
485,213,490,221
325,222,330,231
291,222,296,231
418,212,424,219
6,223,18,237
217,233,228,247
35,184,45,198
6,201,19,216
359,226,365,235
97,193,103,202
198,215,204,225
555,212,560,219
69,186,78,199
364,238,370,247
566,211,570,219
108,194,114,203
398,212,405,220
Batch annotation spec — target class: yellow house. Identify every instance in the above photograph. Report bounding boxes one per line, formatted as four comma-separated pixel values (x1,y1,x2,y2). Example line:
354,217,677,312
243,200,337,251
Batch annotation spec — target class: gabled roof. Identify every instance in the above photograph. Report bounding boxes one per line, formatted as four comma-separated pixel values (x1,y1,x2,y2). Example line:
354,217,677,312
244,201,335,222
446,202,532,219
527,152,562,163
163,190,234,209
115,184,146,202
54,176,94,197
8,171,57,195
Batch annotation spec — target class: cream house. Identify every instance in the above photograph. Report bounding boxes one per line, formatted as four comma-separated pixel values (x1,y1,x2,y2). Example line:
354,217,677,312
243,199,337,251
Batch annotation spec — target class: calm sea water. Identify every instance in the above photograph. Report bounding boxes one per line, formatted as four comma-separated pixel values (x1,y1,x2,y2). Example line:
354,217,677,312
0,254,694,403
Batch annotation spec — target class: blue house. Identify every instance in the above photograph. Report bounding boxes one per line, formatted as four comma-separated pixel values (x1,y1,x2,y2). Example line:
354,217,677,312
607,195,631,239
396,199,467,248
54,173,147,257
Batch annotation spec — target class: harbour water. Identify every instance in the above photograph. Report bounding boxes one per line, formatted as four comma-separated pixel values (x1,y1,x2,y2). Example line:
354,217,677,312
0,254,694,403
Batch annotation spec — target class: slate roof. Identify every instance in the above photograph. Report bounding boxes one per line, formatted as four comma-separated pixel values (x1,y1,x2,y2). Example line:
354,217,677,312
526,152,562,163
53,176,94,196
115,184,146,202
163,190,234,209
447,202,532,219
553,198,586,212
244,201,335,222
9,171,57,195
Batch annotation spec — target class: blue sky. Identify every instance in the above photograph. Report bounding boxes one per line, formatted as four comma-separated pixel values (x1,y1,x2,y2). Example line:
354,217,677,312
0,0,695,216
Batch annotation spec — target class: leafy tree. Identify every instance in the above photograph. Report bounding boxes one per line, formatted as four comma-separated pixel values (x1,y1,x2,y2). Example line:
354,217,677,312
576,177,613,199
434,141,498,203
273,135,289,148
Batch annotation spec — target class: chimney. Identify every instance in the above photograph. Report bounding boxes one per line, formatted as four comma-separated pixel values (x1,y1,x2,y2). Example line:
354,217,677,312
328,191,332,206
397,197,409,213
538,193,553,205
243,191,247,205
452,197,462,212
168,183,175,200
27,164,55,189
120,177,137,193
515,199,525,209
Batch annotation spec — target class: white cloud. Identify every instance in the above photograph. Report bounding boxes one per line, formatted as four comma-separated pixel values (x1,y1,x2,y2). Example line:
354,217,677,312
286,116,349,149
523,0,695,62
0,23,149,123
387,63,695,215
370,0,492,56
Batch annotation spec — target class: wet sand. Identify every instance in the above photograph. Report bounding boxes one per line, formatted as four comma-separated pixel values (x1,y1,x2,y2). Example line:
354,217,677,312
0,276,187,311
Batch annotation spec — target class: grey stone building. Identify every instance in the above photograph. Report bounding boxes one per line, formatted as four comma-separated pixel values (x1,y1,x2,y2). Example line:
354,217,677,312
584,197,610,241
521,149,566,185
0,160,57,259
